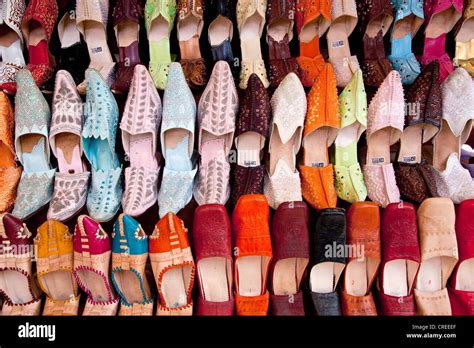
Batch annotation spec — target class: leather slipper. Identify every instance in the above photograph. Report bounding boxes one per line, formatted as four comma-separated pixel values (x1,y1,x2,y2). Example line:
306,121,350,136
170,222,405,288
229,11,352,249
269,201,309,316
310,208,346,316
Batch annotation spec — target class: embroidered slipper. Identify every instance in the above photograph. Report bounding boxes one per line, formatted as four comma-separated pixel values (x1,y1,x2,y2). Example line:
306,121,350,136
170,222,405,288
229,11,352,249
47,70,90,222
0,0,26,95
327,0,360,87
194,61,238,205
177,0,208,89
421,0,463,82
269,201,309,316
432,68,474,203
73,215,119,315
378,203,420,316
356,0,394,86
266,0,299,88
193,204,234,316
150,212,195,315
0,91,21,212
341,202,381,316
448,199,474,315
0,213,41,315
111,214,154,316
233,194,272,316
296,0,331,87
454,0,474,76
76,0,116,94
387,0,423,85
334,70,367,203
415,197,458,315
35,220,80,316
145,0,176,90
394,61,441,203
310,208,346,316
232,74,270,203
111,0,144,94
82,69,123,222
157,63,197,217
20,0,57,92
237,0,269,89
207,0,236,70
12,69,55,219
363,70,404,207
300,63,340,210
121,65,162,217
264,73,306,209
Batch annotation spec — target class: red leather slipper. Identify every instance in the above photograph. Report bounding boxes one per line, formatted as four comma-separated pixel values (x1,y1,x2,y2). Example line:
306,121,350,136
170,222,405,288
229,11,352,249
193,204,234,316
448,199,474,315
379,202,420,316
269,201,309,316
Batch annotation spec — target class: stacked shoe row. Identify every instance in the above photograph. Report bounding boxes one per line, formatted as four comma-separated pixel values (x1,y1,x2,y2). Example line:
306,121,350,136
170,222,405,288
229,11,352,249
0,0,473,97
1,60,474,223
1,196,474,316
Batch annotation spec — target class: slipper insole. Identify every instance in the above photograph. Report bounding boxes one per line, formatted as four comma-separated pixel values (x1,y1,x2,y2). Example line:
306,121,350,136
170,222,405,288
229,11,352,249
303,128,330,168
310,262,345,293
417,256,442,292
27,22,47,47
198,257,230,302
300,18,320,43
327,17,352,58
0,269,34,303
366,14,391,37
273,258,307,295
40,271,75,301
398,124,423,164
55,133,84,174
269,125,298,175
59,12,80,48
0,39,25,65
83,20,114,65
240,12,263,62
393,14,422,39
383,260,409,296
21,135,49,173
88,138,114,172
457,18,474,43
209,16,233,46
237,255,270,296
335,124,359,167
165,131,192,171
162,265,192,308
455,259,474,291
128,133,157,169
433,120,461,171
346,257,379,296
426,7,461,38
267,18,291,43
0,24,20,47
235,132,264,167
116,19,138,48
76,269,110,302
0,141,15,167
113,269,151,304
367,128,392,166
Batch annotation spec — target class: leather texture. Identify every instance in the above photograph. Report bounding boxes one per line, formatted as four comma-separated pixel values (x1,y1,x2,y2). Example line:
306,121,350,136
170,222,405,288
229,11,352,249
394,161,439,203
361,31,393,87
314,208,347,265
270,292,305,316
193,204,234,316
311,291,342,316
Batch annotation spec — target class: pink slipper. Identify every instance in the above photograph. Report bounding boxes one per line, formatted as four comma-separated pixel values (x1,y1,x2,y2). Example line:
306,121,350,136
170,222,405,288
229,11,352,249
121,64,162,217
364,71,404,207
193,61,238,205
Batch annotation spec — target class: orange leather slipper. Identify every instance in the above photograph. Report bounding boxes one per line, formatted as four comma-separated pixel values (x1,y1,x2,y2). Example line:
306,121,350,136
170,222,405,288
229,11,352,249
232,194,272,316
341,202,381,316
300,63,340,211
0,91,21,213
296,0,332,87
149,212,195,316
